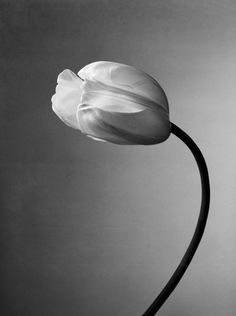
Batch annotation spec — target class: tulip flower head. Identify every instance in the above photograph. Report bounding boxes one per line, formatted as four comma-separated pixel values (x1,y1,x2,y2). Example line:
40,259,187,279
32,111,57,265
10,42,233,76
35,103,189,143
52,61,171,145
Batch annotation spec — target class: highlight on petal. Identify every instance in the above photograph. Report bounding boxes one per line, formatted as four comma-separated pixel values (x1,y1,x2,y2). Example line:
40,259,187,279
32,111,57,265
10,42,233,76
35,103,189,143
77,106,170,145
79,80,145,113
86,135,107,142
52,69,83,130
78,61,169,113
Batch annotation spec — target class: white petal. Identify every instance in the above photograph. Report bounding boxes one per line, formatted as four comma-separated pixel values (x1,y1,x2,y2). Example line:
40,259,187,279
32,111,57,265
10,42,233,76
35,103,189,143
57,69,82,88
79,80,145,113
52,69,83,130
86,135,106,142
77,106,170,145
78,61,169,113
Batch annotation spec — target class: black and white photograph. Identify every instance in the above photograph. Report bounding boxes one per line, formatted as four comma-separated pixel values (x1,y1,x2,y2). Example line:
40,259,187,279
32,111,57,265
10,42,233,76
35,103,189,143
1,1,236,315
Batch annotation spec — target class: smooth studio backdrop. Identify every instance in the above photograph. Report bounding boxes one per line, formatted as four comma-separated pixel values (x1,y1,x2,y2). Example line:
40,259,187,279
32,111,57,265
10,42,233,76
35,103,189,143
1,1,236,315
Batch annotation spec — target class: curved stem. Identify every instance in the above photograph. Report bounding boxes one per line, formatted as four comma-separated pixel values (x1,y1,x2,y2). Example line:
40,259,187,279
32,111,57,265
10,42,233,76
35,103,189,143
142,123,210,316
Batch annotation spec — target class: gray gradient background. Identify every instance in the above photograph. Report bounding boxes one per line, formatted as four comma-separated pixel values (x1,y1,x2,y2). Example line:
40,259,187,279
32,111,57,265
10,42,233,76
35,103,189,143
1,0,236,315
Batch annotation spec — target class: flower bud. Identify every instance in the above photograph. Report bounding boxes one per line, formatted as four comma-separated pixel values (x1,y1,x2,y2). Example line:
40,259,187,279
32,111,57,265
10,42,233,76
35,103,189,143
52,61,170,145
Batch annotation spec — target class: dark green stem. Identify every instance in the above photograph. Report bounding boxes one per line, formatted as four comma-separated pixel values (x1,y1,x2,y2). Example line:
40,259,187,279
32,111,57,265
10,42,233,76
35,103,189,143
141,123,210,316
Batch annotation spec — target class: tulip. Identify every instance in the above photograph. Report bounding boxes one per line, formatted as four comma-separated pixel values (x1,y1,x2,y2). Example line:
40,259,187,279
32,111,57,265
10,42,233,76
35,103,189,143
52,61,171,145
51,61,210,316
